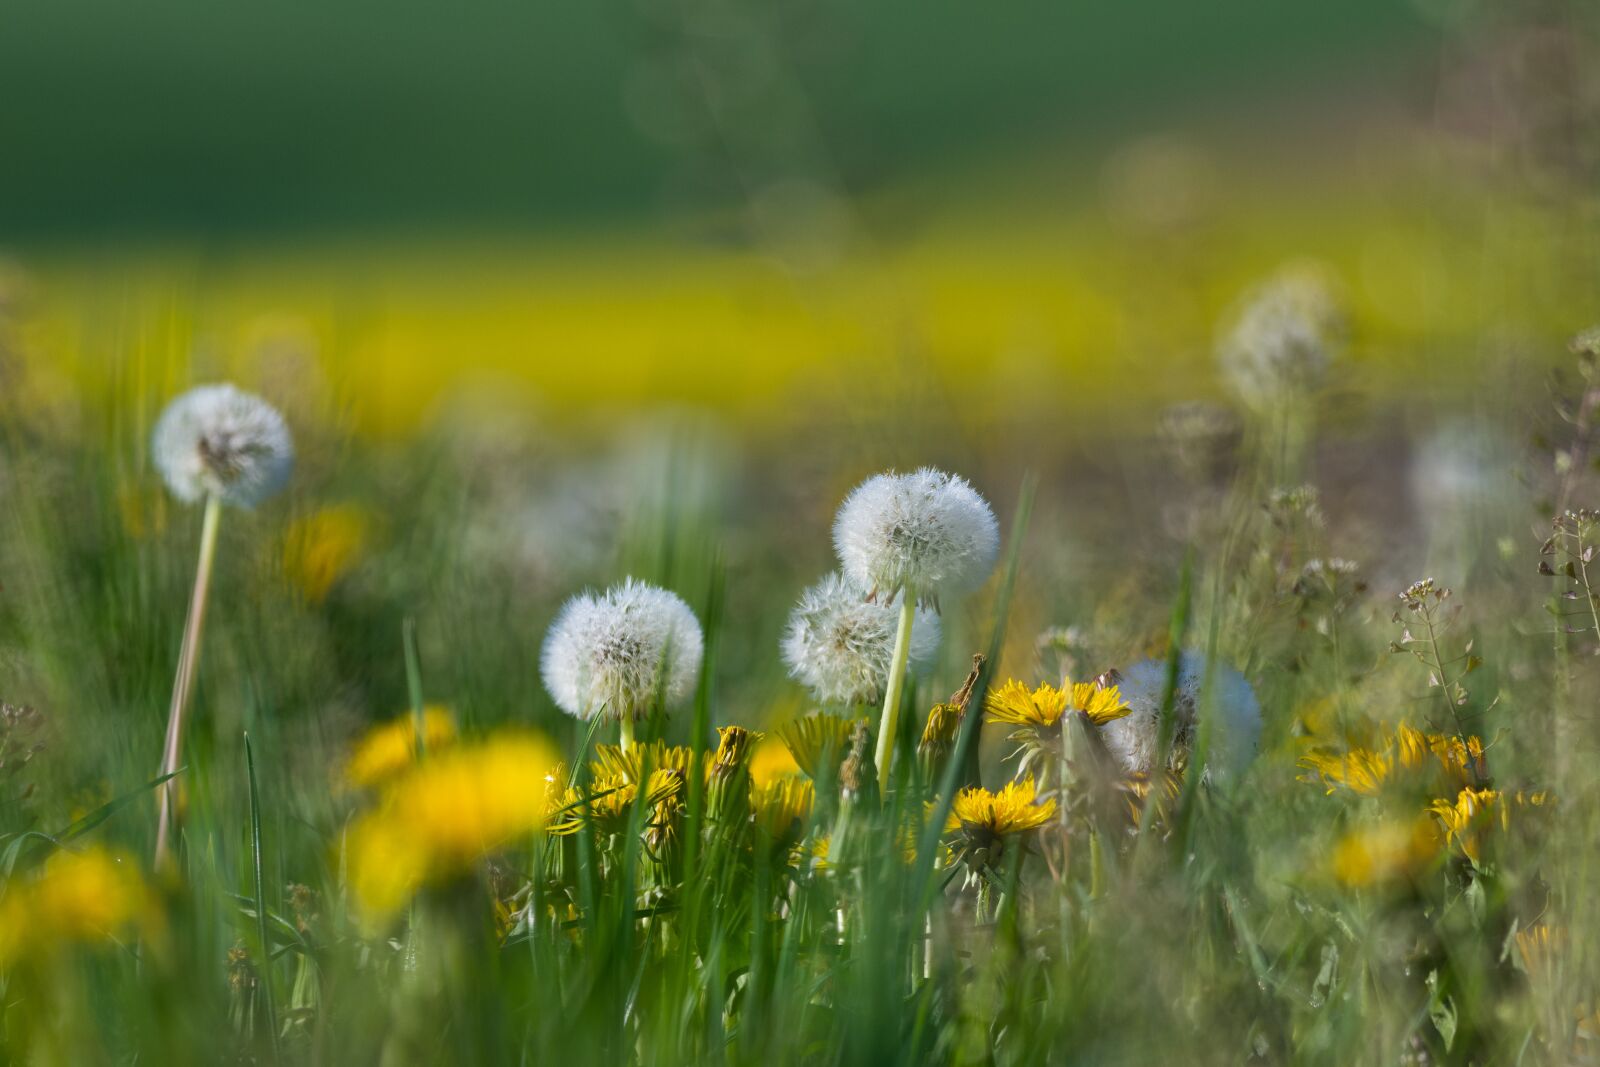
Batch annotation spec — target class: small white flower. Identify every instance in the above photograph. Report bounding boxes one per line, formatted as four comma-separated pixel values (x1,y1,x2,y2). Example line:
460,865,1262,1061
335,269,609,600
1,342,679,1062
832,467,999,605
540,578,704,722
152,384,294,508
1217,264,1343,409
1098,651,1262,781
781,571,942,706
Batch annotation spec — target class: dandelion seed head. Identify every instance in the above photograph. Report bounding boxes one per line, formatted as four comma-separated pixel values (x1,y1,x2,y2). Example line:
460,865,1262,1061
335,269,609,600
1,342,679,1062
781,571,941,706
540,578,704,722
1217,264,1343,408
1098,651,1262,781
152,384,294,507
832,467,998,603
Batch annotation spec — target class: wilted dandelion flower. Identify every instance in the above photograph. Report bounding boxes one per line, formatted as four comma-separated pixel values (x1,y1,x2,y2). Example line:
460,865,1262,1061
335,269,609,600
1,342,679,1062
342,706,457,790
781,572,941,705
1097,652,1262,781
832,467,998,607
540,579,704,723
152,384,294,508
1216,263,1343,409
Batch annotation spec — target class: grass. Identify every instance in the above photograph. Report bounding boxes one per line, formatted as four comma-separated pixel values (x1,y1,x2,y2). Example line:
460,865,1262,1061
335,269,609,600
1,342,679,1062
1,277,1599,1067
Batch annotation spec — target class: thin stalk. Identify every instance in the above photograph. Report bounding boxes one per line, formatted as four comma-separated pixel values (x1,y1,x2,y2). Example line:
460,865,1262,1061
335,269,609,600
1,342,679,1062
403,617,428,759
155,493,222,869
619,715,636,753
244,733,281,1064
873,594,917,793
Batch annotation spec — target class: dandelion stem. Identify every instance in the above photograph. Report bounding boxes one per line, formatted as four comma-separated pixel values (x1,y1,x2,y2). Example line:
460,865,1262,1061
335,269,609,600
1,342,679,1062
874,594,917,792
619,715,636,753
155,492,222,869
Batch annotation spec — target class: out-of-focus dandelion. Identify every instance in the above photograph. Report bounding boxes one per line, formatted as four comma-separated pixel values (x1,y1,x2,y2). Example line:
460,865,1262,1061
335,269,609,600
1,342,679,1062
1300,722,1486,797
150,384,293,870
539,579,704,750
781,571,941,707
831,468,998,790
1428,786,1551,863
1097,652,1262,782
346,731,559,923
1329,819,1441,889
342,706,457,790
1216,262,1344,410
749,733,803,788
0,846,162,968
752,777,815,850
1159,400,1243,484
153,384,294,508
283,505,371,604
776,713,863,781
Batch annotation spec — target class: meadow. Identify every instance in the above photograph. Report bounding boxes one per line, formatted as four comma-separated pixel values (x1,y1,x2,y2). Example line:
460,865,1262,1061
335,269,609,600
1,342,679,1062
2,244,1599,1065
2,4,1600,1061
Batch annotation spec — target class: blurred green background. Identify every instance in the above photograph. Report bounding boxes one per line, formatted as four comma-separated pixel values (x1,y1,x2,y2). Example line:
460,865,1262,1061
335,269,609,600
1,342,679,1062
1,0,1438,240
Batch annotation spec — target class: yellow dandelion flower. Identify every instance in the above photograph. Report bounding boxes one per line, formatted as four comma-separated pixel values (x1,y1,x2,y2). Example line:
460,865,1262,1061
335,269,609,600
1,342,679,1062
776,713,863,780
1329,818,1441,888
1299,745,1395,796
347,730,559,921
945,777,1057,837
1427,786,1548,863
0,846,162,968
545,769,682,838
283,505,371,604
1301,722,1488,797
752,777,815,845
749,733,803,788
1068,680,1132,725
591,740,706,786
942,778,1056,874
342,706,457,789
984,681,1068,728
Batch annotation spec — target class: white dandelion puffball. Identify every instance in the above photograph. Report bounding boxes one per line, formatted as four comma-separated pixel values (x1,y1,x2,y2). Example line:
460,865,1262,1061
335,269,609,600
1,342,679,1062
540,578,704,722
832,467,999,604
1098,651,1262,782
1216,264,1343,409
152,384,294,508
781,571,942,706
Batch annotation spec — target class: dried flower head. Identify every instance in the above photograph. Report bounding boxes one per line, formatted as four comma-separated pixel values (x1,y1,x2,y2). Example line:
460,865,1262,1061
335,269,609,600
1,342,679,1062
832,467,999,606
781,572,941,705
1159,400,1243,482
541,579,704,722
152,384,294,507
1217,263,1343,408
1097,652,1262,781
